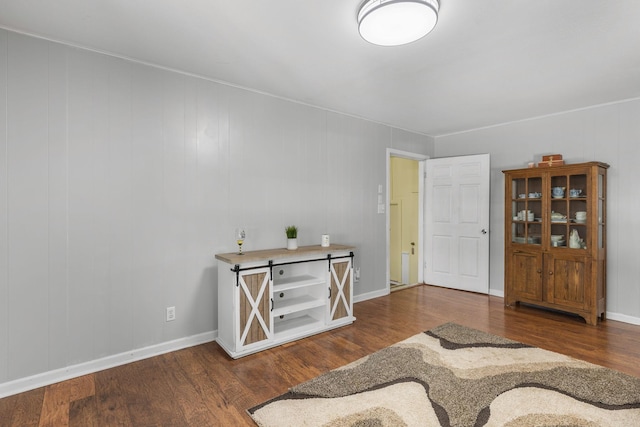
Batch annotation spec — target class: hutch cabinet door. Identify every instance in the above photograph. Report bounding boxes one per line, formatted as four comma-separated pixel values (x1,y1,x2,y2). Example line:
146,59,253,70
329,258,352,322
544,253,591,311
237,267,272,349
507,250,543,304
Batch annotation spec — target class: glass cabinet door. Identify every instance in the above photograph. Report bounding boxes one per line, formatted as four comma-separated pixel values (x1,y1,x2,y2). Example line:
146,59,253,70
597,172,606,250
510,176,542,245
549,171,588,249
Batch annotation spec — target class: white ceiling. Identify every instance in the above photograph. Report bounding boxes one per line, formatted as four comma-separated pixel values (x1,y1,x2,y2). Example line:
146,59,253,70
1,0,639,137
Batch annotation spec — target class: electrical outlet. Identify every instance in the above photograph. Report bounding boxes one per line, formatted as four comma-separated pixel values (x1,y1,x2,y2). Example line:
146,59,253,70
166,306,176,322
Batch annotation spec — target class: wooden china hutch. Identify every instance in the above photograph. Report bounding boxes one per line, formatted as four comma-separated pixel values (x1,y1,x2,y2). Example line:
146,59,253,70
503,162,608,325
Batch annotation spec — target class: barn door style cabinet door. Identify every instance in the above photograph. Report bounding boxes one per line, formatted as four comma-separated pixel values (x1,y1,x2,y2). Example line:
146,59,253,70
503,162,608,325
235,267,272,351
329,257,353,323
216,245,355,358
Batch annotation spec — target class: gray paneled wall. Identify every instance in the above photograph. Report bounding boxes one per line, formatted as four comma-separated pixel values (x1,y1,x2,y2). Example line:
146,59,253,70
0,30,433,387
0,30,7,387
434,99,640,322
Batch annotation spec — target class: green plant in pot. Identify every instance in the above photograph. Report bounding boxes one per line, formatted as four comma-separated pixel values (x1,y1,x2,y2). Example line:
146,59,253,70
285,225,298,250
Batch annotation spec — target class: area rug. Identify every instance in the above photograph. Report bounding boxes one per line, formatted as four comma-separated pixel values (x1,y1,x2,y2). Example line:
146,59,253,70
248,322,640,426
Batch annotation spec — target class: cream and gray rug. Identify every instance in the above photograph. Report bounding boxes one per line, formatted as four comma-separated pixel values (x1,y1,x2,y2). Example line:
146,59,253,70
248,322,640,426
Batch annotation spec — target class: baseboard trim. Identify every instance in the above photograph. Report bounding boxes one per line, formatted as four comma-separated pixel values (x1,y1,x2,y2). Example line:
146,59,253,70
489,289,505,298
0,330,217,399
354,288,389,303
606,312,640,326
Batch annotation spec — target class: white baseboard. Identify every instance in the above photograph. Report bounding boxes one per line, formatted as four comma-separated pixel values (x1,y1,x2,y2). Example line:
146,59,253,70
489,289,505,298
354,288,389,303
605,312,640,325
0,330,217,399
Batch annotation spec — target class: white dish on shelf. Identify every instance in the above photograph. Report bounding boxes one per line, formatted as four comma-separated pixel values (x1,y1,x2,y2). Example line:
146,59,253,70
551,219,567,223
550,234,564,242
551,240,566,247
575,219,586,224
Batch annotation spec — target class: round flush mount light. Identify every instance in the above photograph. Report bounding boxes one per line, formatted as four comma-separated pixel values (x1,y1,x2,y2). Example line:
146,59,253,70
357,0,440,46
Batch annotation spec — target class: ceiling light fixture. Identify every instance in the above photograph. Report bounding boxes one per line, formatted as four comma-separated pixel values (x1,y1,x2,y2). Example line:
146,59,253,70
357,0,440,46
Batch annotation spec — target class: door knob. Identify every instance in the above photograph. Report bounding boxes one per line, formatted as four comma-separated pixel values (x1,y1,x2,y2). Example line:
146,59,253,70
481,229,488,234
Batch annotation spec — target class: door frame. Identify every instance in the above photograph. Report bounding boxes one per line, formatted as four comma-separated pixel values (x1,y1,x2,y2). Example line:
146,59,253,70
386,148,429,294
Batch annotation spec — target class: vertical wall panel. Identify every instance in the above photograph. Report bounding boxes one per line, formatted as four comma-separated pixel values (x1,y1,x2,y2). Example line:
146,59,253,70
105,58,134,355
191,79,220,334
0,30,8,383
294,106,326,245
183,78,214,333
7,33,50,378
227,89,269,241
615,103,640,316
130,64,165,348
368,126,391,296
160,72,188,340
66,48,102,364
47,41,69,371
89,53,113,360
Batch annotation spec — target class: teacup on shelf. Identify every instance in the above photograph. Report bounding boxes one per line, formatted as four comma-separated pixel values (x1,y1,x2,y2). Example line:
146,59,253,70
569,189,582,197
552,187,565,198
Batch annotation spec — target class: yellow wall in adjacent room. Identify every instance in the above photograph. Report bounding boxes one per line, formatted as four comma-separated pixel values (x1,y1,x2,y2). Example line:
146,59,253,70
390,157,419,285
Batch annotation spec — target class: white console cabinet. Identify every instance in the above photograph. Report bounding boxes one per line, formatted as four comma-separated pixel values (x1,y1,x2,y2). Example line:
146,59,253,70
215,245,355,358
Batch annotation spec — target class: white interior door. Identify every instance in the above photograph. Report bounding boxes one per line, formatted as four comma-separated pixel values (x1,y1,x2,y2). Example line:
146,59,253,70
424,154,490,294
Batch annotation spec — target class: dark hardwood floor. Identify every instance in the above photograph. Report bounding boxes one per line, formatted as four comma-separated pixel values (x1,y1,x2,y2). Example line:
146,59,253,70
2,284,640,426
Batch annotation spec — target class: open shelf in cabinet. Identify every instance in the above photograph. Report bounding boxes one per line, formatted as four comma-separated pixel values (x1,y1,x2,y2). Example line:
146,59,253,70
273,274,325,292
274,307,325,337
272,262,326,317
272,293,325,317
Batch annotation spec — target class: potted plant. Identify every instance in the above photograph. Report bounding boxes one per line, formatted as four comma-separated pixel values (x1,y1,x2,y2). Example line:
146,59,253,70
285,225,298,250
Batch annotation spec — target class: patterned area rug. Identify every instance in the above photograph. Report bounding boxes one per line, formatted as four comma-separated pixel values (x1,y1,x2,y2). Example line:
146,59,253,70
248,323,640,426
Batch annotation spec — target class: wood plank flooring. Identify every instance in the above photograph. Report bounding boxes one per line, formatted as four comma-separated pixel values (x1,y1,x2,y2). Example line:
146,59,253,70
2,284,640,426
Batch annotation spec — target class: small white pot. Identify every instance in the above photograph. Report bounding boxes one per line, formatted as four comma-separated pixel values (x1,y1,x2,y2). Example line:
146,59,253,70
287,238,298,250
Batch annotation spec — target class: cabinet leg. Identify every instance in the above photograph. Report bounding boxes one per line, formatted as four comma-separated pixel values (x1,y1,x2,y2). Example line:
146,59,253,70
505,298,518,308
585,314,600,326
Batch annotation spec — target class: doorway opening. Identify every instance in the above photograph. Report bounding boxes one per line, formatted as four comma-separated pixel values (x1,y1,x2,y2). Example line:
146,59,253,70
386,149,427,294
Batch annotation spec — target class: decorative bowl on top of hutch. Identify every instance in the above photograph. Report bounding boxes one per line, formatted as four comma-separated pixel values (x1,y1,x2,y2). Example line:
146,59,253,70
503,162,608,325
